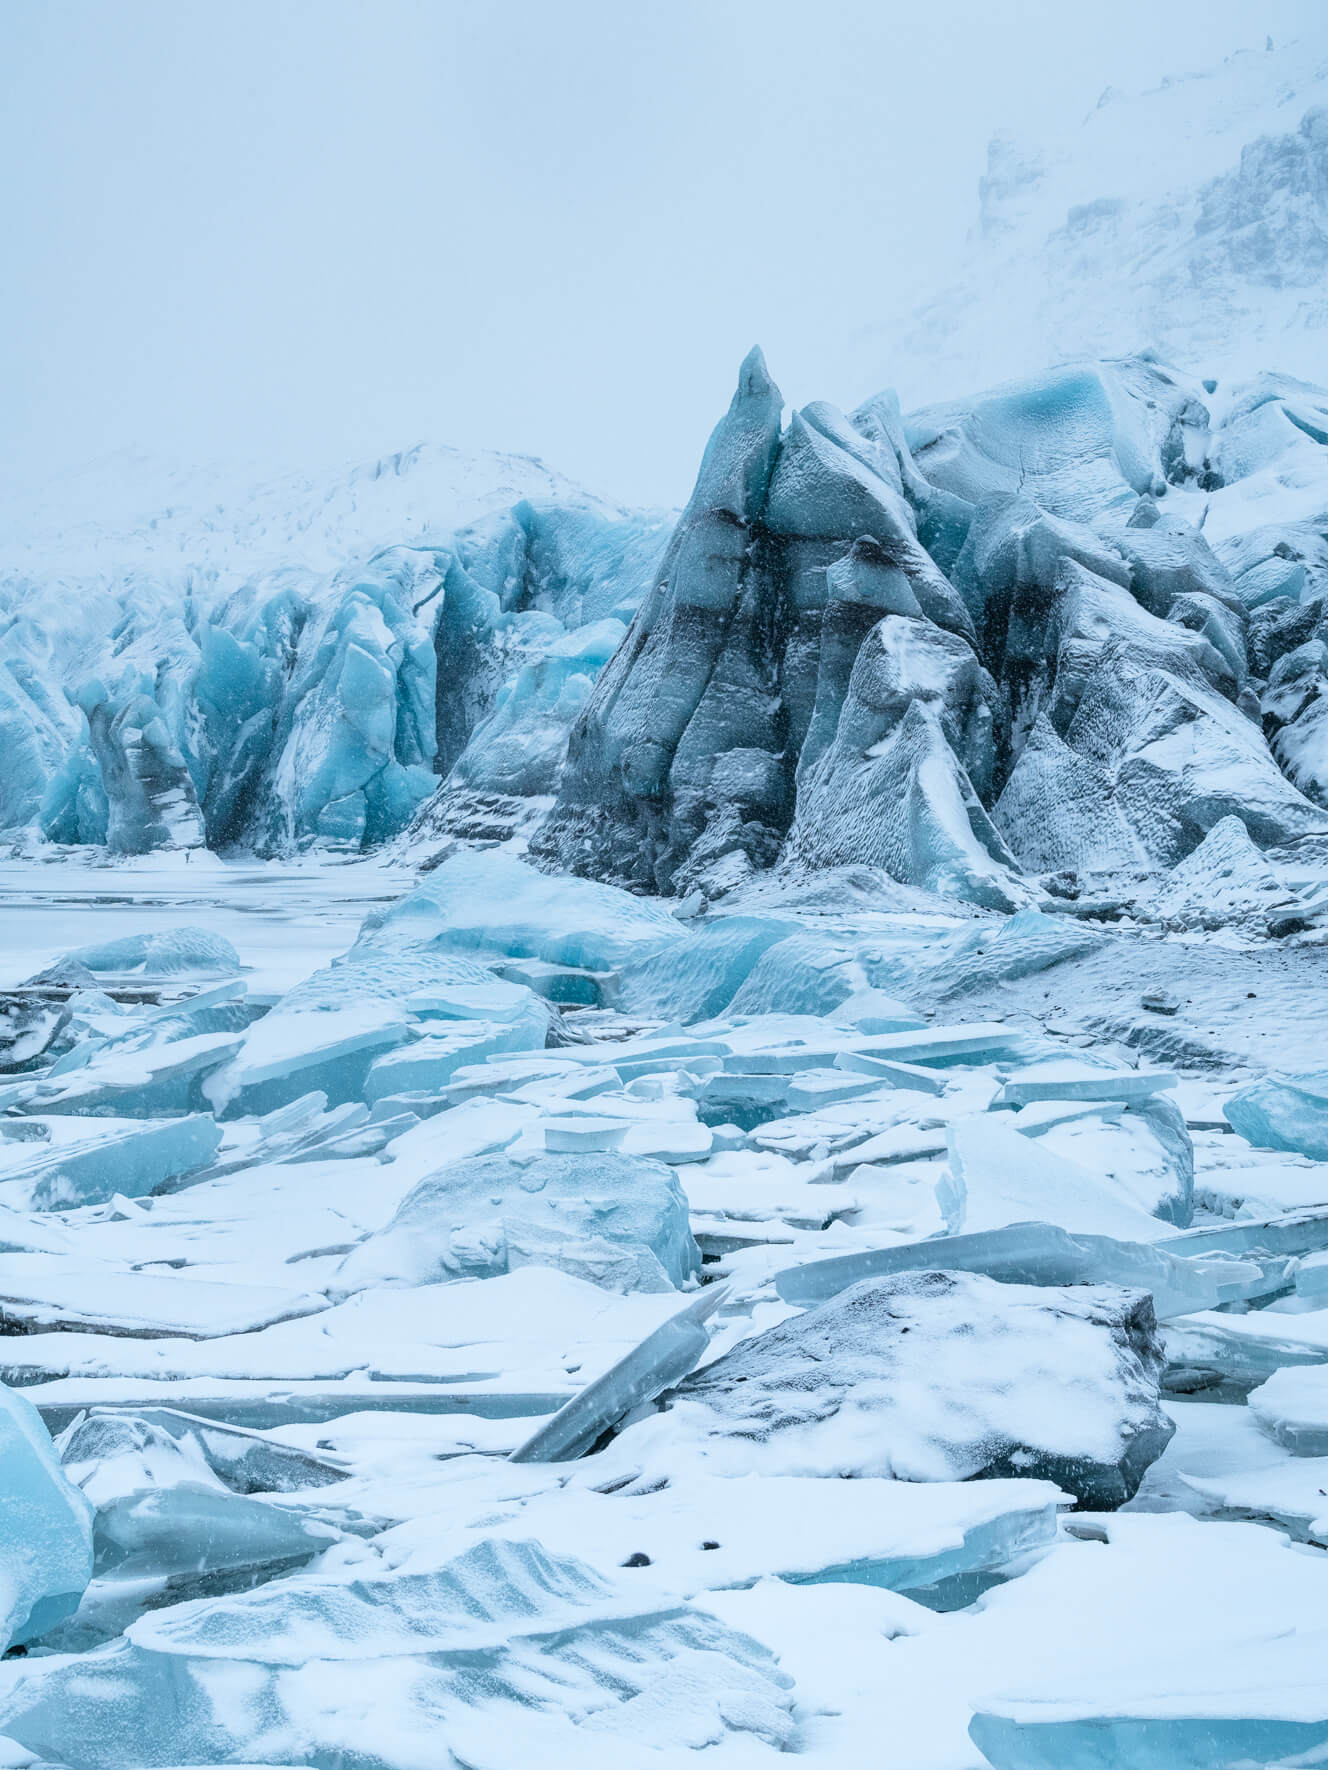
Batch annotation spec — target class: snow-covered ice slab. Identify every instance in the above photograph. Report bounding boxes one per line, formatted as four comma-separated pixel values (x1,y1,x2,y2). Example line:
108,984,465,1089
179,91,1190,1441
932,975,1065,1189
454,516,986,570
0,1537,795,1768
0,1254,327,1338
774,1219,1276,1319
1,1269,706,1423
8,1032,242,1118
993,1060,1177,1107
359,848,684,972
967,1517,1328,1770
1156,1204,1328,1263
1249,1366,1328,1456
1129,1400,1328,1543
1164,1308,1328,1390
333,1151,700,1295
0,1380,93,1649
206,950,547,1116
943,1118,1180,1241
23,1380,577,1435
62,1406,350,1494
60,928,242,979
430,1468,1065,1597
61,1418,344,1598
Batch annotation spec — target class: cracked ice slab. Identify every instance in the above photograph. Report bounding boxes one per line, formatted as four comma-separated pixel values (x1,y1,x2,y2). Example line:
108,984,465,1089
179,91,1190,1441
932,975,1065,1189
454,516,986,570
0,1254,328,1339
424,1467,1067,1598
773,1219,1276,1319
1249,1366,1328,1457
509,1284,729,1464
992,1061,1178,1107
967,1516,1328,1770
0,1115,222,1210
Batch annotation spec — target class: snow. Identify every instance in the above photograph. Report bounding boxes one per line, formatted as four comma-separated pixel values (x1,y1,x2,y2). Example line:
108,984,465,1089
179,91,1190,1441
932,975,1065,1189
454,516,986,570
6,35,1328,1762
2,840,1328,1760
871,38,1328,406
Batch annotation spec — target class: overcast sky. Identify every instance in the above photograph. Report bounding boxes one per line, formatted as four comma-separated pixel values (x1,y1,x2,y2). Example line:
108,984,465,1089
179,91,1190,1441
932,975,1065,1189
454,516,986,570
1,0,1321,507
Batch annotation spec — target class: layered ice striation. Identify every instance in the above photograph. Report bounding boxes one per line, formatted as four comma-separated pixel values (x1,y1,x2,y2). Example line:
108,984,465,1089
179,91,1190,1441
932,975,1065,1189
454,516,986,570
531,348,1328,903
0,1537,795,1769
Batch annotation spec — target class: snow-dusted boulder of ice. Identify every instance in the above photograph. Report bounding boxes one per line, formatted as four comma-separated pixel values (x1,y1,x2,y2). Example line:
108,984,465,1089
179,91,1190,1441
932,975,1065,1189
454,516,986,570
333,1150,700,1296
1224,1068,1328,1160
0,1537,795,1768
645,1269,1173,1506
59,927,242,979
0,1380,94,1649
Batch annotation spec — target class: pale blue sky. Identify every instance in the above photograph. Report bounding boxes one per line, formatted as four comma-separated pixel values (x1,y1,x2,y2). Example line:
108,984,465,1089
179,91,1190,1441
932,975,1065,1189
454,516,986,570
1,0,1320,506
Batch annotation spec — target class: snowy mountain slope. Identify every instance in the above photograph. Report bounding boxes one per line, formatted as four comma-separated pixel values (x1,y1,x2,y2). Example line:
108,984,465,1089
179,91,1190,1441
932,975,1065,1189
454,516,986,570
874,36,1328,407
0,442,622,594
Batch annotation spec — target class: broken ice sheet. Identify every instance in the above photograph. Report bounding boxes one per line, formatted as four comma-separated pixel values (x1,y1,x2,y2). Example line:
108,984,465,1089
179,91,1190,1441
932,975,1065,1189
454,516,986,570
0,1253,327,1338
510,1283,729,1464
0,1268,709,1412
410,1466,1066,1600
0,1538,795,1770
773,1219,1276,1320
0,1114,221,1210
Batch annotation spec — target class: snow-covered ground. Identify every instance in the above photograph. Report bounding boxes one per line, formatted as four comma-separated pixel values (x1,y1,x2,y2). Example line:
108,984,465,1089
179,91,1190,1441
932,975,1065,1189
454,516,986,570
2,846,1328,1767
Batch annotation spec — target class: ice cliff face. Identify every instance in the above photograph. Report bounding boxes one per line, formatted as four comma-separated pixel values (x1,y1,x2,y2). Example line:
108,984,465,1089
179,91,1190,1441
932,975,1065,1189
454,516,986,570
0,447,670,855
6,347,1328,915
531,351,1328,902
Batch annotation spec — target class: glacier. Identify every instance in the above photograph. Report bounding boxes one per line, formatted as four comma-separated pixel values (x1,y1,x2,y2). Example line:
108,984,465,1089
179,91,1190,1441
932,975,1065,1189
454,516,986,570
7,46,1328,1770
